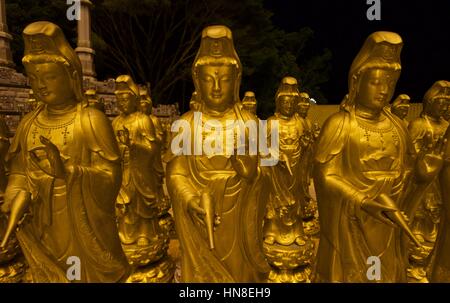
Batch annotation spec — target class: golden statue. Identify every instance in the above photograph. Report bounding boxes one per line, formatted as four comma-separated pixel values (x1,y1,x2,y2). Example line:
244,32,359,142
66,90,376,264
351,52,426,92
113,75,173,282
391,94,410,126
408,81,450,282
165,25,270,282
139,86,165,144
189,91,201,111
242,91,257,115
296,92,320,236
85,88,105,113
431,83,450,281
0,116,25,282
0,21,130,282
313,32,445,282
263,77,314,282
27,89,40,112
443,99,450,122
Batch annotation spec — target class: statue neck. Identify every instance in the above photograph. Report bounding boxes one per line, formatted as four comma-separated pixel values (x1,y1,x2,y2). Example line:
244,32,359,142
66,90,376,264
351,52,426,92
45,102,77,116
202,105,234,118
355,104,383,121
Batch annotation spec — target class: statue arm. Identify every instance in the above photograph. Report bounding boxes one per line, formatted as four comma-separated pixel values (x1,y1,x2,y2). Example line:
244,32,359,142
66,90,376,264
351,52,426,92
2,152,28,213
166,156,198,209
408,119,426,153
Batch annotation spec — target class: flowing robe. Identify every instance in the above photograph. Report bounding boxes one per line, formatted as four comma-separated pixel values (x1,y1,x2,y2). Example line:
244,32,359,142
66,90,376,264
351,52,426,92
166,104,270,282
313,107,417,282
5,104,129,282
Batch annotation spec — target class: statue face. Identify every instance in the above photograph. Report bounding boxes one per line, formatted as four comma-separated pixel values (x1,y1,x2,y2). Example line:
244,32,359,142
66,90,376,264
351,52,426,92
243,103,256,114
25,62,75,106
197,65,236,112
427,98,448,119
297,100,310,117
392,104,409,119
116,91,137,115
356,68,398,112
140,101,152,115
278,95,296,117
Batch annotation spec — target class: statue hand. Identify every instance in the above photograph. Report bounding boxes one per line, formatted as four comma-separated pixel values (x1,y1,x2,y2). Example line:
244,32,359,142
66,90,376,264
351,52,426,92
29,136,65,179
415,133,446,182
187,197,206,226
360,198,398,227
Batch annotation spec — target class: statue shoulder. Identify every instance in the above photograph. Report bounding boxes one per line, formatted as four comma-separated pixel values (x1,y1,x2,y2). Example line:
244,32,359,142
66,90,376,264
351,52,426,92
408,117,427,139
80,106,120,161
314,111,351,164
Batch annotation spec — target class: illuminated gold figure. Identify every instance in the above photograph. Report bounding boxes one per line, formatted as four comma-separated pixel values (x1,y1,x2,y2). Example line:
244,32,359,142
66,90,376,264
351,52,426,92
113,75,173,282
0,116,24,282
27,89,39,112
242,91,257,115
432,87,450,281
296,92,319,235
139,86,165,144
391,94,410,126
166,25,270,282
189,91,201,111
84,88,105,113
263,77,314,282
0,21,129,282
408,81,450,282
313,32,444,282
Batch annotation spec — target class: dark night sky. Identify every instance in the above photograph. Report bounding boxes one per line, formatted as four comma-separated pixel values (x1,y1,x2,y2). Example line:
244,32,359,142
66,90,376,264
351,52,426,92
264,0,450,104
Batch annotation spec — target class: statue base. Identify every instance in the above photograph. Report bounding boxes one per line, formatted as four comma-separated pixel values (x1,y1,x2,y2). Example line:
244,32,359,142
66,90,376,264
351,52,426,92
263,238,315,283
126,257,175,283
267,266,312,283
0,256,27,283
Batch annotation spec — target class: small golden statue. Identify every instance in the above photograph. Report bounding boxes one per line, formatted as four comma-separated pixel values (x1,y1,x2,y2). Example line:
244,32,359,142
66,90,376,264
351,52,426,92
242,91,257,115
166,25,270,282
0,116,26,282
408,81,450,282
189,91,201,111
313,32,444,282
296,92,320,236
263,77,314,283
0,21,130,282
27,89,39,112
85,88,105,113
139,86,165,144
113,75,173,282
391,94,411,126
430,82,450,281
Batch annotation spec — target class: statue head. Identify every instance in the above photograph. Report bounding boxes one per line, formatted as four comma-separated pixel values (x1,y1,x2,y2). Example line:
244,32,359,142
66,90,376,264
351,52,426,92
189,91,201,111
139,86,153,115
423,80,450,119
391,94,410,120
115,75,140,115
275,77,299,118
297,92,311,118
192,25,242,113
22,21,84,107
344,32,402,113
242,91,257,114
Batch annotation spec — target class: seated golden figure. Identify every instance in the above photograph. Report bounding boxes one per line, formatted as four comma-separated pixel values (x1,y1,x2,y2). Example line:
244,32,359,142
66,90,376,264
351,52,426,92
390,94,410,126
242,91,257,115
1,21,129,282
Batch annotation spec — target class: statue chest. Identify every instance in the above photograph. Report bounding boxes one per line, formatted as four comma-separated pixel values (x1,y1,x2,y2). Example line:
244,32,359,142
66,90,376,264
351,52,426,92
26,113,76,163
